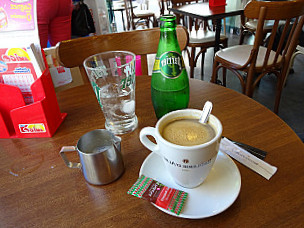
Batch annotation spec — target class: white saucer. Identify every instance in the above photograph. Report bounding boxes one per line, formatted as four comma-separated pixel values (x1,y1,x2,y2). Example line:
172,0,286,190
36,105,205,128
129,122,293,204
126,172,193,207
139,151,241,219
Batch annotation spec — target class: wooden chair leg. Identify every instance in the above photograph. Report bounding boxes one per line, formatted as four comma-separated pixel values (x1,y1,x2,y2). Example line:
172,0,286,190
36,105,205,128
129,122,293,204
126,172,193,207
153,17,158,27
224,40,228,49
239,14,245,45
274,76,284,114
239,30,245,45
146,19,149,28
245,67,255,97
284,50,300,86
221,40,228,85
274,70,288,114
200,49,206,81
222,67,227,87
189,47,196,78
211,59,219,83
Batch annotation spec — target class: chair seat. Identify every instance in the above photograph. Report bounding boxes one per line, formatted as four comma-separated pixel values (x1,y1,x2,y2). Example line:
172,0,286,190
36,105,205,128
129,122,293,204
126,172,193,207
245,20,285,31
215,45,283,68
189,30,227,44
134,10,155,17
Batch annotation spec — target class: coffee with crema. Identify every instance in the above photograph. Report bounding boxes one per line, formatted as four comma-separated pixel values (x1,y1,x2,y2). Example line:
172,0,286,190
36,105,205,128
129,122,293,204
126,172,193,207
161,117,215,146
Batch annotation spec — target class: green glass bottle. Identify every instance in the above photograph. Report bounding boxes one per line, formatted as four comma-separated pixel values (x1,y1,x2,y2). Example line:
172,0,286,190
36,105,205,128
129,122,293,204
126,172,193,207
151,14,189,119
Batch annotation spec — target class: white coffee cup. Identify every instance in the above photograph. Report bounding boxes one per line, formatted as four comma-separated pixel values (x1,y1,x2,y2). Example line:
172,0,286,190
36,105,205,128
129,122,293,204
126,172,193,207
140,109,222,188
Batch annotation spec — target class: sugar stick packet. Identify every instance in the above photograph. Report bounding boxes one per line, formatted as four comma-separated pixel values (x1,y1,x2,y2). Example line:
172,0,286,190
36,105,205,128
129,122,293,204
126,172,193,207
127,175,188,215
220,137,277,180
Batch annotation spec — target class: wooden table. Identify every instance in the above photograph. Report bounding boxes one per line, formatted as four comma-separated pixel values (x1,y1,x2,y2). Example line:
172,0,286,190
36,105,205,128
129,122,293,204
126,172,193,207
1,76,303,227
170,1,244,53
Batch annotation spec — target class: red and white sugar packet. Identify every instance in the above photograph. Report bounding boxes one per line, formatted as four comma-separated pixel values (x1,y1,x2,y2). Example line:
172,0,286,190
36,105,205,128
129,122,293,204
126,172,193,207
127,175,188,215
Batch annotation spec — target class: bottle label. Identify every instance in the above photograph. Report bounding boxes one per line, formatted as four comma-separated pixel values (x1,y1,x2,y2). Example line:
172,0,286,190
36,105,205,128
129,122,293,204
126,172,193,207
153,51,185,79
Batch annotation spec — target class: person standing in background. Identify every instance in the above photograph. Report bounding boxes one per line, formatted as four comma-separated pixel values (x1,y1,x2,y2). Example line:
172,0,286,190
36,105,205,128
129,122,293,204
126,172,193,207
37,0,73,48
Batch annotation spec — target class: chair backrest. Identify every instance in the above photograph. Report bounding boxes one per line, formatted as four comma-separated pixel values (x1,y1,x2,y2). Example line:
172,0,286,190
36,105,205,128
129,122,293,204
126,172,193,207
124,0,136,30
56,25,189,77
244,0,304,73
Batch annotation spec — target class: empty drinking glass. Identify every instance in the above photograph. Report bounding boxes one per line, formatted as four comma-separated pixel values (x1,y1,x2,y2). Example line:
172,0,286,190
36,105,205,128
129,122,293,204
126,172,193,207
83,51,138,135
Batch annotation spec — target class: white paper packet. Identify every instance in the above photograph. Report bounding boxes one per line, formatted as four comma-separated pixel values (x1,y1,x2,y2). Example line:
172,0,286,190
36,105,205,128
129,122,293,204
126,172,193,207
220,137,277,180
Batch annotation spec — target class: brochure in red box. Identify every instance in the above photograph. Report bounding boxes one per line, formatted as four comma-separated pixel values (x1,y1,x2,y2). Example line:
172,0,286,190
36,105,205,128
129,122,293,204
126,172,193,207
0,56,67,138
0,46,41,104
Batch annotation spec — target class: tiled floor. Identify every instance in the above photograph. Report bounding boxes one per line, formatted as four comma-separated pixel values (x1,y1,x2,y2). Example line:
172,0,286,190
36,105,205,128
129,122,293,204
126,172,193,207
112,0,304,142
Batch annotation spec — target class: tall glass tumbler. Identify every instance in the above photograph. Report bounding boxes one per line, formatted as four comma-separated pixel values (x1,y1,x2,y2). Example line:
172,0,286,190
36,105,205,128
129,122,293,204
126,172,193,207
83,51,138,135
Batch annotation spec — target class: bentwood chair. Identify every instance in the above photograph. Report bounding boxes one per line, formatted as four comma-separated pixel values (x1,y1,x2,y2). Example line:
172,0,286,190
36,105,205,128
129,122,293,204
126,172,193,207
211,0,304,114
55,26,188,82
171,0,228,79
124,0,156,30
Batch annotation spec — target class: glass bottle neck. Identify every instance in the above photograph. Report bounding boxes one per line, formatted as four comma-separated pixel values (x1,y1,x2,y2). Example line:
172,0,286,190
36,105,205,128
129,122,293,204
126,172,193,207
160,20,176,33
160,21,177,40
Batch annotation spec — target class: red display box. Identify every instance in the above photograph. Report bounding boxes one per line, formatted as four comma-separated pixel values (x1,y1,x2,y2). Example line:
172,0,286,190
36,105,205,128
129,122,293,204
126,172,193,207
209,0,226,7
0,57,66,138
